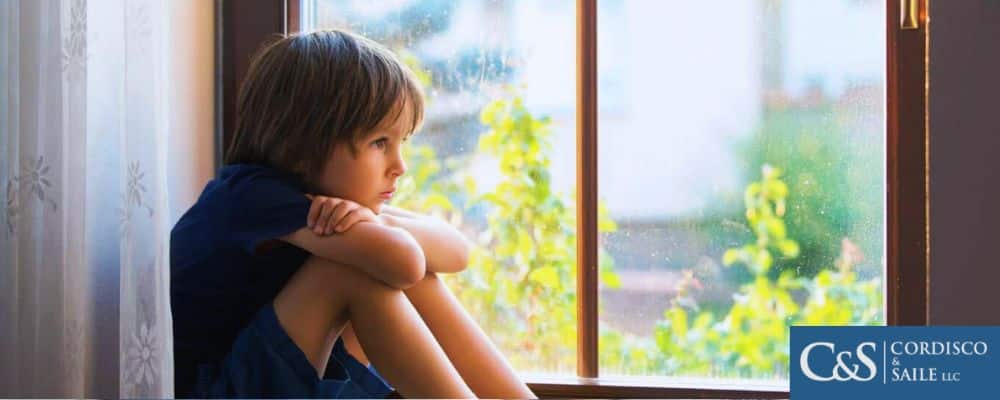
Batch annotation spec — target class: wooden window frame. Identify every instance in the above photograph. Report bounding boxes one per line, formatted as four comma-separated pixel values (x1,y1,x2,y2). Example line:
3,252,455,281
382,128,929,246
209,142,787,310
214,0,929,397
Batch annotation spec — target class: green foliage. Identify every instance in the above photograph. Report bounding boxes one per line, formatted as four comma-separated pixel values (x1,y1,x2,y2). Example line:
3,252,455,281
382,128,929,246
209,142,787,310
455,92,620,370
652,165,883,378
736,106,883,279
722,165,800,276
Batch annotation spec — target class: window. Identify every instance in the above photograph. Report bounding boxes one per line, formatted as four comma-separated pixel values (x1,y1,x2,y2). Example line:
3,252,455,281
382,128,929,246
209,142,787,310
217,0,928,397
596,0,885,381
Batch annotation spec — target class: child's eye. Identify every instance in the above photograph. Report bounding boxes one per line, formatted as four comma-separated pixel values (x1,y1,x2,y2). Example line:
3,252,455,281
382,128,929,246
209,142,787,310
373,138,388,149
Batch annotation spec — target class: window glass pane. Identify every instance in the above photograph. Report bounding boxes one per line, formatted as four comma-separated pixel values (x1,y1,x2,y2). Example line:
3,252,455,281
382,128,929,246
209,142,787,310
309,0,578,375
597,0,886,382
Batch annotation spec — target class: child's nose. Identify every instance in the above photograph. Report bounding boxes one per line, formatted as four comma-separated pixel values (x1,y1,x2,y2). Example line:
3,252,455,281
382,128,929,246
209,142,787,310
394,164,406,177
391,158,406,177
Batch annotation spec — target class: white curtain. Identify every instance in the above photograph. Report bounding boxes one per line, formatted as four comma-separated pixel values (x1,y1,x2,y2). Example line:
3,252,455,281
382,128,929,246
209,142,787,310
1,0,175,397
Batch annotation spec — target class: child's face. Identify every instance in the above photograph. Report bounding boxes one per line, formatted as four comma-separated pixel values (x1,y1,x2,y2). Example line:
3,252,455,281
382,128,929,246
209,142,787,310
315,102,412,214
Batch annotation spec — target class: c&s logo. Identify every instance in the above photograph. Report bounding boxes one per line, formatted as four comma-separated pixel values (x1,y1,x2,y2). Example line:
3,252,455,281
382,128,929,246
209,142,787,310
791,326,998,400
799,341,878,382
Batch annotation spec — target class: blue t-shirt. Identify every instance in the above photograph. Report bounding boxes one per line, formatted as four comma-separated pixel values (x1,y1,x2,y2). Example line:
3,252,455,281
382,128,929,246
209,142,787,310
170,163,313,397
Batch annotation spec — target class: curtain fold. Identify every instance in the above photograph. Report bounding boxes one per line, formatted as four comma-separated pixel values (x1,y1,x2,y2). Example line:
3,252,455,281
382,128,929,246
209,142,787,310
1,0,175,397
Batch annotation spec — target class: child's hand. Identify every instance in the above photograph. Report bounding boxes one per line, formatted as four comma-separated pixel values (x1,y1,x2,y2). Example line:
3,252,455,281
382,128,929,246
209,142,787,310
305,194,379,235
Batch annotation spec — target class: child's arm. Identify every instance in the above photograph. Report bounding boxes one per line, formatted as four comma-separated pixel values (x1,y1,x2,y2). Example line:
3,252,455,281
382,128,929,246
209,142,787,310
279,217,427,290
380,205,471,274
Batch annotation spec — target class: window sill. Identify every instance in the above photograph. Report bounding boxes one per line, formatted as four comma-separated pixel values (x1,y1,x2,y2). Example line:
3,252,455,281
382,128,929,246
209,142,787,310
522,373,789,399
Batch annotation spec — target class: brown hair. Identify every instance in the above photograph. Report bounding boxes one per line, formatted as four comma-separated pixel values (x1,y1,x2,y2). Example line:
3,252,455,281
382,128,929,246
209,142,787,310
225,29,425,188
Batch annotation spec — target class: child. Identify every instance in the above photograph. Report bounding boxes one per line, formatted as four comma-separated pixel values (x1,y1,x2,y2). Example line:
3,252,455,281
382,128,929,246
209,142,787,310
170,29,536,399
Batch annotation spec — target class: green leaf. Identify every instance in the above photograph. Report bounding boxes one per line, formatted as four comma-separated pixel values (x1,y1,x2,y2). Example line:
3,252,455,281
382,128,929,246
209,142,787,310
753,250,773,274
516,229,533,257
463,176,478,195
769,180,789,198
722,249,741,266
766,219,786,239
744,183,761,207
529,266,561,289
480,100,501,124
777,239,800,258
425,193,453,210
600,269,622,289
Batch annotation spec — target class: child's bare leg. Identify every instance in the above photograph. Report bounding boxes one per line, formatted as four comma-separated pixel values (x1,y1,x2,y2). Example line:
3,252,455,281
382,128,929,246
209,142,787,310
273,256,475,398
343,272,535,398
402,272,536,399
340,322,369,365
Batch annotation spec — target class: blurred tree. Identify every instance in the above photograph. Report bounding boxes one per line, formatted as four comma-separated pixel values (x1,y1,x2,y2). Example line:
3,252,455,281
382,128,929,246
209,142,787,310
735,104,882,281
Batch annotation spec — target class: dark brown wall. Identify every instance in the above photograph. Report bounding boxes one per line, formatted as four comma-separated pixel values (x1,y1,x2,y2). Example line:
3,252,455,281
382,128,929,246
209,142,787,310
929,0,1000,324
215,0,286,171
